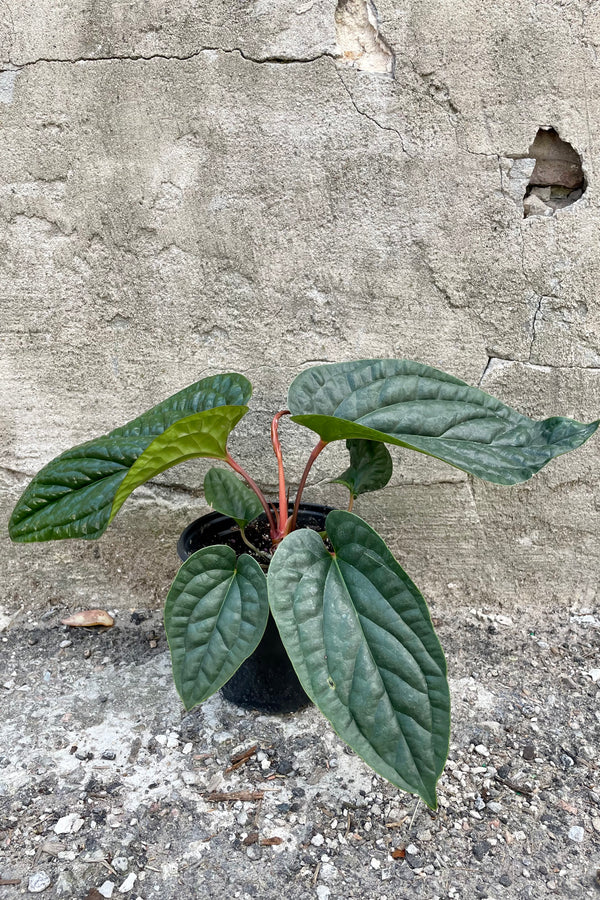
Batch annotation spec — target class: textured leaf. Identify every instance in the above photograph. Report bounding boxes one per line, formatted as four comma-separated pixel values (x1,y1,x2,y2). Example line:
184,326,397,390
164,546,268,710
268,511,450,807
204,467,264,528
110,407,247,520
288,359,599,485
9,373,251,542
331,438,393,498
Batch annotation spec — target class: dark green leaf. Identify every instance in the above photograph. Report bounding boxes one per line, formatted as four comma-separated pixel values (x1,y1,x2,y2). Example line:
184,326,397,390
9,373,251,542
165,546,268,710
268,510,450,808
204,467,264,528
288,359,598,485
331,439,393,498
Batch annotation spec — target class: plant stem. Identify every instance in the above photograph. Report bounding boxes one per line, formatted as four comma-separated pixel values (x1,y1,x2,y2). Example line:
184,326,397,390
289,439,328,532
271,410,290,534
347,494,355,513
240,527,272,560
225,452,276,534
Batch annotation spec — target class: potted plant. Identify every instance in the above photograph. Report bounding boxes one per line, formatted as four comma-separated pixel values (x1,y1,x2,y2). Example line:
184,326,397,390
8,359,598,808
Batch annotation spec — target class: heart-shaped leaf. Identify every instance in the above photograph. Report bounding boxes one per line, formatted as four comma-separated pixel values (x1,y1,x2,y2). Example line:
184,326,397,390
165,546,268,710
288,359,598,485
9,373,251,542
268,510,450,808
331,438,393,498
204,467,264,528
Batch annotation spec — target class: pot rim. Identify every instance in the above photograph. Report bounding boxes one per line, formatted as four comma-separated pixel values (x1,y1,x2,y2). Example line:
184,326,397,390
177,502,335,562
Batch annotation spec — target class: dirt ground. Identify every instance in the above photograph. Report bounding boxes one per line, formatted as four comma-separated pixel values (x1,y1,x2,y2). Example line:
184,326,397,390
0,594,599,900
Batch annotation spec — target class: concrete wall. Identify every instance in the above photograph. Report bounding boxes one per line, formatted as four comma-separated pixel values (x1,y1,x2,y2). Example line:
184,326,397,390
1,0,598,615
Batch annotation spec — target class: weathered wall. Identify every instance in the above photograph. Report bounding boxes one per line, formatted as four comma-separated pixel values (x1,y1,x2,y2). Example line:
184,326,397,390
1,0,598,615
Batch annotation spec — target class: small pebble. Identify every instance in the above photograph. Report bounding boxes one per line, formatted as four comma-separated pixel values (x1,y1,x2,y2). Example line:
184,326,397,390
98,882,115,899
474,745,489,757
311,833,325,847
102,750,116,761
112,857,129,874
118,872,136,893
472,840,491,861
54,813,84,834
75,750,93,761
59,640,72,649
568,825,584,843
522,744,535,760
28,872,51,893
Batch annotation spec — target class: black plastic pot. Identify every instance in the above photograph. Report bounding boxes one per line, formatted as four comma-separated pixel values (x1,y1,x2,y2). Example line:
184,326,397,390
177,503,333,714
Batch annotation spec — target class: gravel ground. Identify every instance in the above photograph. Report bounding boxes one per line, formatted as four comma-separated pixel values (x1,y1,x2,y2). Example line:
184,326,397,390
0,598,599,900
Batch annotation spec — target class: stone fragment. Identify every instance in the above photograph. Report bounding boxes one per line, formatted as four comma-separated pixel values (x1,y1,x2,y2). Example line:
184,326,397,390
54,813,84,834
111,857,128,874
523,193,553,218
528,128,584,189
529,186,551,201
502,157,535,205
118,873,136,893
98,882,115,898
28,872,51,893
335,0,394,74
568,825,584,842
473,840,491,861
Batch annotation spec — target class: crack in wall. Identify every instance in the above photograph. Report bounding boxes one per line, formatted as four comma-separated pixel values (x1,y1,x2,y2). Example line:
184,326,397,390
6,47,338,70
466,476,490,550
479,356,600,383
529,295,543,361
335,68,406,151
478,356,494,387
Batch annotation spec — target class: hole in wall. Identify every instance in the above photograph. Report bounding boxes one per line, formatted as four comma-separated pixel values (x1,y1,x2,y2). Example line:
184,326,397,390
523,127,586,218
335,0,394,75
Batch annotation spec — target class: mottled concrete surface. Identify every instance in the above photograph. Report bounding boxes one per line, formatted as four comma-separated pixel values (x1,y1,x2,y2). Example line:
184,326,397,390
1,600,599,900
1,0,599,615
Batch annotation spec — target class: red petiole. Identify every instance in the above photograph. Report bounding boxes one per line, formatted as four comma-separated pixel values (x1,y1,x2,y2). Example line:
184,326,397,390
271,410,290,539
226,414,328,546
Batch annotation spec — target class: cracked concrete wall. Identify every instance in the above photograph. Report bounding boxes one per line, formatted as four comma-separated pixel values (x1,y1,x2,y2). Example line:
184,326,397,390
1,0,599,615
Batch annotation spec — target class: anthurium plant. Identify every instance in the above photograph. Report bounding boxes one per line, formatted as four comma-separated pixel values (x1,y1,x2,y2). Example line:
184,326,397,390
9,360,598,808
